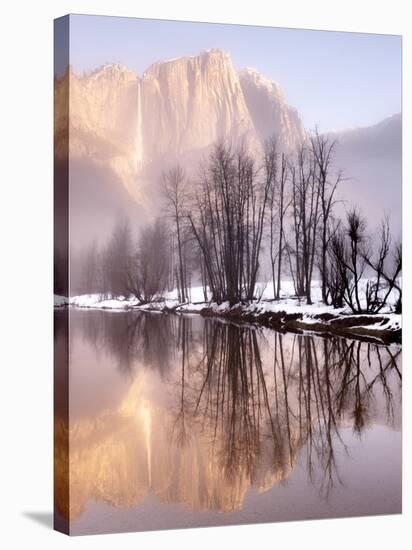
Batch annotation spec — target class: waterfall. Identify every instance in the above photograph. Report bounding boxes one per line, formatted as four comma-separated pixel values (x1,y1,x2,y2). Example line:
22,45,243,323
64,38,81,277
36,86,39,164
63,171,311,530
135,81,144,169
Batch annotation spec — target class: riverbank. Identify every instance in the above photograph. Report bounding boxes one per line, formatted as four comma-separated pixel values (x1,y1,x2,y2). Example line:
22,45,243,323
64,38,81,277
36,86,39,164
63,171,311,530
197,302,401,345
58,288,402,345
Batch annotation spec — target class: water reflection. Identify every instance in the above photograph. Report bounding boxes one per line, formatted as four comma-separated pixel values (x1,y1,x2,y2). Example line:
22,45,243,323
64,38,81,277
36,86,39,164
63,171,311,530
54,310,401,530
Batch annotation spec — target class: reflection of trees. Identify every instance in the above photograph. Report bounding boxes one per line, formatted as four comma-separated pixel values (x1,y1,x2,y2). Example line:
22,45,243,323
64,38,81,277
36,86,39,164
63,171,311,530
171,320,402,499
77,310,187,376
72,310,401,500
182,322,295,489
366,346,402,425
331,339,402,434
171,316,193,447
58,312,402,524
292,336,344,495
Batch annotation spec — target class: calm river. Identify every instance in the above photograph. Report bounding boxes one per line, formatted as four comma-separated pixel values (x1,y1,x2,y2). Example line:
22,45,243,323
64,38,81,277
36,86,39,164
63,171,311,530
54,309,402,535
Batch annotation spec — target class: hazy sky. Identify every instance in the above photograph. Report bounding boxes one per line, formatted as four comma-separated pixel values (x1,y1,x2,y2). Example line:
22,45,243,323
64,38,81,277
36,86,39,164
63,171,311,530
64,14,401,132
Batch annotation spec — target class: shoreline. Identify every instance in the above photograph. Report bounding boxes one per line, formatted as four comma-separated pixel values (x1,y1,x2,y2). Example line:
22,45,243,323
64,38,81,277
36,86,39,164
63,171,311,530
197,305,402,345
56,295,402,345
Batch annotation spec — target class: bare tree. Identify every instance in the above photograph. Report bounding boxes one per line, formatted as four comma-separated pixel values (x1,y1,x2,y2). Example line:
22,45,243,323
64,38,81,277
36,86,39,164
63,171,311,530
392,241,403,313
310,130,343,303
362,217,402,313
288,145,320,304
162,165,190,303
266,139,290,300
128,219,171,303
103,219,133,298
188,141,271,304
330,209,367,313
325,220,346,308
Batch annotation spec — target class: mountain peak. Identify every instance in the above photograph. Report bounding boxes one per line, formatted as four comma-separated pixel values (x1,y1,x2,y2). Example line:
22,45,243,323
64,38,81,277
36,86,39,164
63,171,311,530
239,67,283,101
144,48,233,78
239,67,304,150
56,48,307,204
200,48,230,58
87,63,138,80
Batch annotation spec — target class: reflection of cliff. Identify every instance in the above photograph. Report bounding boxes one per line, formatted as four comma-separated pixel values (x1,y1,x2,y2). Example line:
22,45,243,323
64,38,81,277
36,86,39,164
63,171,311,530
55,369,294,521
54,310,69,533
55,311,402,523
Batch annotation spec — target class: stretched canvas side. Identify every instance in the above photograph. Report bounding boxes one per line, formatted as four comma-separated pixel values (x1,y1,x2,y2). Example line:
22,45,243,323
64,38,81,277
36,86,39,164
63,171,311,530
53,14,70,536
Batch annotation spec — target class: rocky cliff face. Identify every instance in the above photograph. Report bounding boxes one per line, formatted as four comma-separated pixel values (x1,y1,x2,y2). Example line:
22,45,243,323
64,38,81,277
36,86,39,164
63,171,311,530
54,49,401,246
239,67,305,151
65,64,142,199
140,49,261,162
55,49,305,204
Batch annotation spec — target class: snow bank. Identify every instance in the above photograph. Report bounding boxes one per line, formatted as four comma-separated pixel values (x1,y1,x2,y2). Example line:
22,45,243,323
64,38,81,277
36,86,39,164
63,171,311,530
69,294,139,310
65,281,401,344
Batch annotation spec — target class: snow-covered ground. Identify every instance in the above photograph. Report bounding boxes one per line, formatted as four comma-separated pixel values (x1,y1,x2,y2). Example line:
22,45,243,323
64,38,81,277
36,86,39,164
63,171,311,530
67,284,209,311
65,278,400,315
54,294,69,307
55,278,402,344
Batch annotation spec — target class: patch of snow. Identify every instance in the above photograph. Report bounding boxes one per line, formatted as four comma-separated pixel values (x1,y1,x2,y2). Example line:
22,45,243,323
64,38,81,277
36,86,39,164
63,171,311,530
54,294,69,307
69,294,139,310
351,314,402,332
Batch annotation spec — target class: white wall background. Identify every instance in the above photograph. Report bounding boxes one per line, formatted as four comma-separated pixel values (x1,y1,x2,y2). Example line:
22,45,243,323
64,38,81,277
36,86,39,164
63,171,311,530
0,1,410,548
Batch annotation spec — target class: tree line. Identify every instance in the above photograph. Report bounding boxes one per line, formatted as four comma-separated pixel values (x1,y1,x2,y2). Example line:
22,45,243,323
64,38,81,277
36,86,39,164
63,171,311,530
76,133,402,314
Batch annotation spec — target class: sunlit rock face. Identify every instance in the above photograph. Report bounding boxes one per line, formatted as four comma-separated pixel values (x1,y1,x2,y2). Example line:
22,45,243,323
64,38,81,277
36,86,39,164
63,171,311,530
239,67,306,151
140,50,260,161
69,64,139,156
54,50,305,205
62,65,142,201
